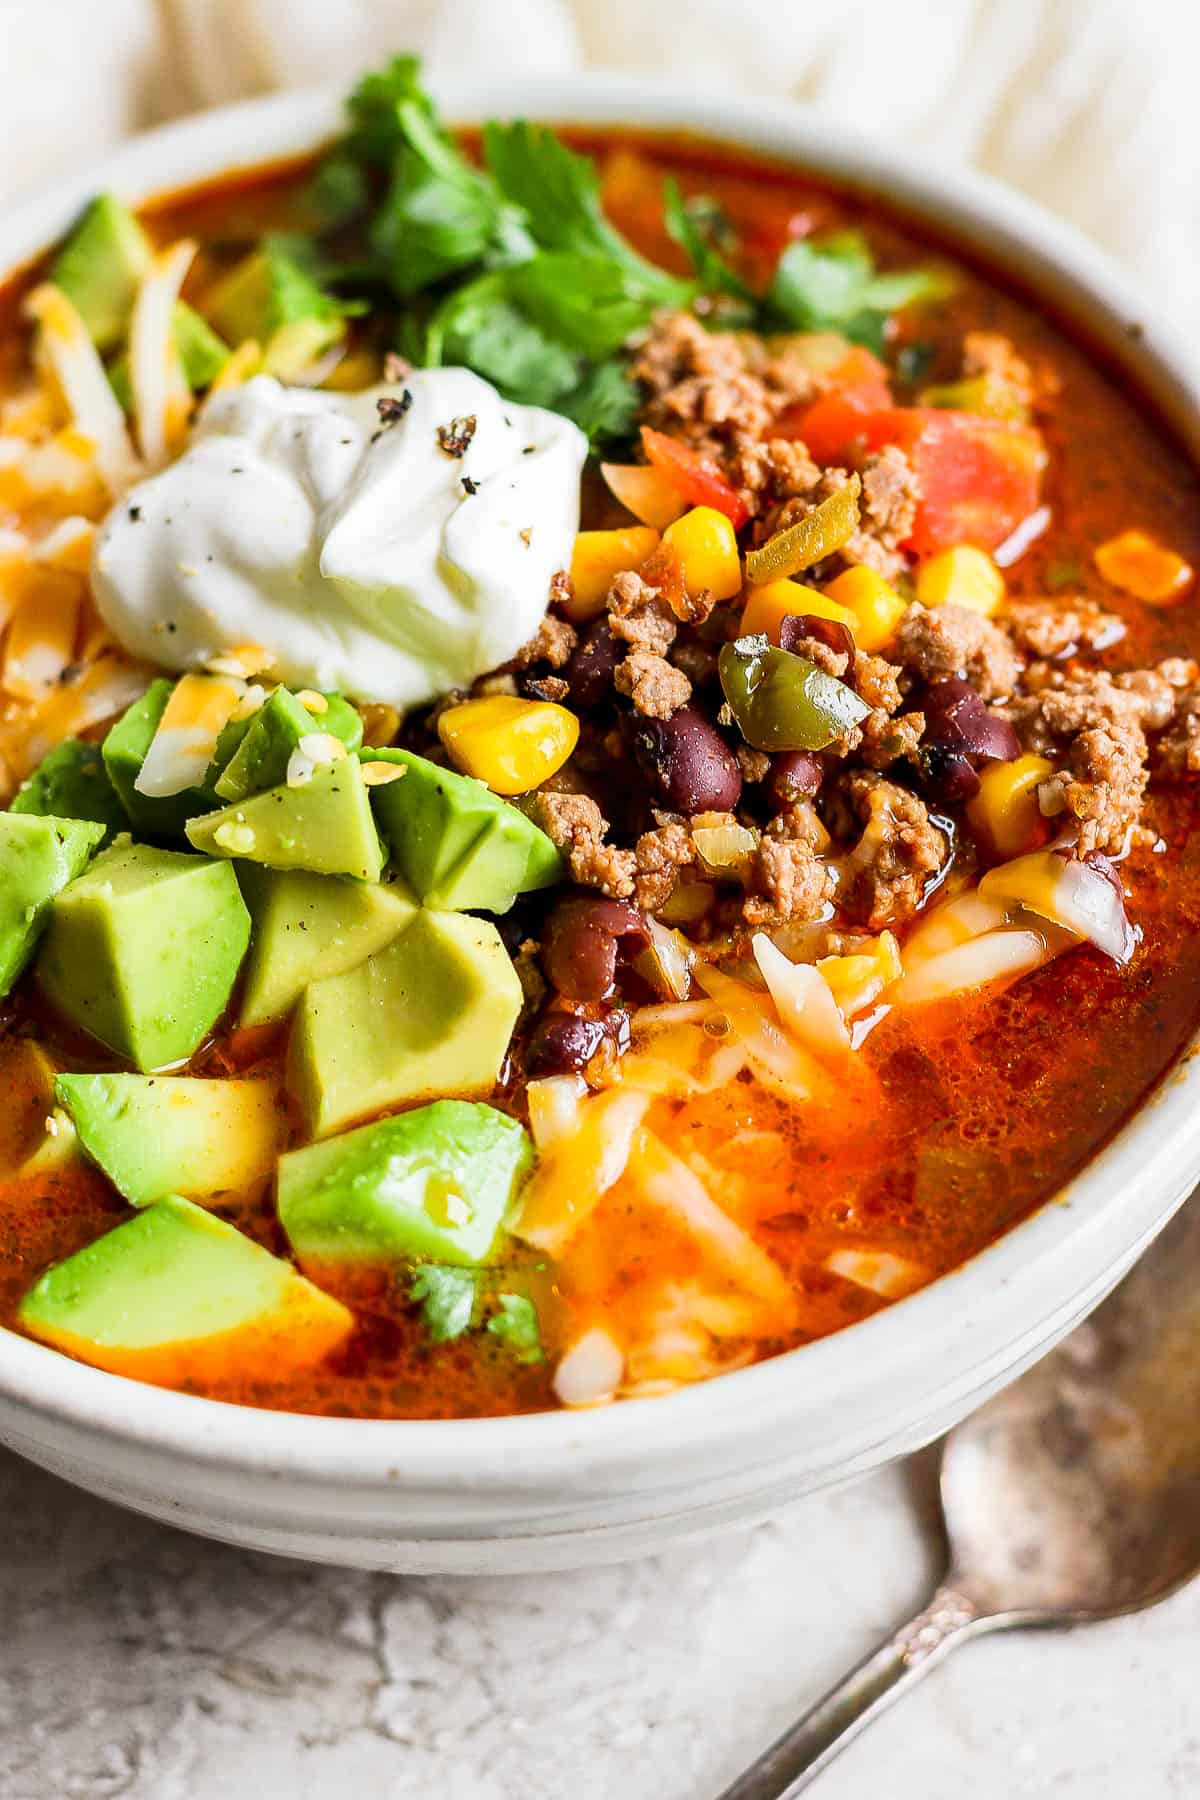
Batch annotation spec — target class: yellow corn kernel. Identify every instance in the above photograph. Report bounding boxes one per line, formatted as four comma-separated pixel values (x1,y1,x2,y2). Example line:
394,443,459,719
661,505,742,601
916,545,1005,617
1094,529,1194,604
567,527,660,621
741,579,855,645
818,931,903,1018
966,753,1053,860
822,565,908,652
438,695,580,796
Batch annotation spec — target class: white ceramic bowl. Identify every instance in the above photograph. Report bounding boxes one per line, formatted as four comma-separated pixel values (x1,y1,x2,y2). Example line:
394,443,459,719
1,75,1198,1575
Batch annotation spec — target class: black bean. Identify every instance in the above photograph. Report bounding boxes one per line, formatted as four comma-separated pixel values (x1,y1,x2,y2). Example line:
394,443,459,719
915,742,981,804
543,895,648,1002
628,706,743,813
525,1014,610,1076
767,749,823,809
565,621,621,709
779,613,856,663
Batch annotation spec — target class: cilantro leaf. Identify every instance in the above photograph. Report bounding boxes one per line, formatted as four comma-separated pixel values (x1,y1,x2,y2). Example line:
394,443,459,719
425,271,580,406
483,121,690,310
662,179,753,305
557,361,641,446
487,1294,544,1364
410,1265,479,1344
344,54,437,165
306,151,370,229
767,230,945,352
506,252,675,361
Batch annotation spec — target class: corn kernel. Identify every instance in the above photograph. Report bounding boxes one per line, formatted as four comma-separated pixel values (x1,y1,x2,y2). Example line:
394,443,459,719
916,545,1005,617
818,931,903,1018
740,579,855,644
438,695,580,796
661,505,742,601
822,565,908,652
967,753,1053,860
1094,529,1193,604
567,527,660,620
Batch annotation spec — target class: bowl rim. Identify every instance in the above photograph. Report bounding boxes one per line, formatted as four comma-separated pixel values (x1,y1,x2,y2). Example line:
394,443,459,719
2,69,1199,1491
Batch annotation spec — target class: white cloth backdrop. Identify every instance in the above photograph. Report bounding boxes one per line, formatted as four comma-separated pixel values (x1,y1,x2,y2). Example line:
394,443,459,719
2,0,1196,333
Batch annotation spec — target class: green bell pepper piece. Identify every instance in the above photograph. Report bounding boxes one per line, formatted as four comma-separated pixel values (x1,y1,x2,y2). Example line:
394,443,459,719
718,633,870,752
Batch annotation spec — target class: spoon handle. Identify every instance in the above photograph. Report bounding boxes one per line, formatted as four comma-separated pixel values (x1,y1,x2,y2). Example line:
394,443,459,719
713,1582,987,1799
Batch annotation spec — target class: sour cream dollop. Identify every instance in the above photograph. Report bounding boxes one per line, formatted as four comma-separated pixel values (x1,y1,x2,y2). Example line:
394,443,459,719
92,368,588,708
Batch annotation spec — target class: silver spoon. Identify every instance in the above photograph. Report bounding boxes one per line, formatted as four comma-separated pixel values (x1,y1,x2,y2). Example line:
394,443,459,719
716,1194,1200,1799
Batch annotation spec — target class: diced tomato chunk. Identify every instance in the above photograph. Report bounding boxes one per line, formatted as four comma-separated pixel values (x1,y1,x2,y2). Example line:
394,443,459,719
640,427,750,529
783,347,892,463
859,408,1046,555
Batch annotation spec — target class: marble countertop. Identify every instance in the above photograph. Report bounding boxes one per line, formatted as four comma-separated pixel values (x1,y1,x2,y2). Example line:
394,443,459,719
3,1443,1198,1799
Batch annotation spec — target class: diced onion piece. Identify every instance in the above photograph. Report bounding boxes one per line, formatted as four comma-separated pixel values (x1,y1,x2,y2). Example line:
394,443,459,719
630,1130,794,1315
891,927,1053,1006
2,571,82,699
599,462,687,530
25,284,138,494
129,240,197,470
634,916,695,1001
515,1086,651,1254
526,1074,586,1151
979,849,1135,965
553,1327,624,1408
134,672,245,798
752,933,851,1056
692,822,759,884
824,1249,930,1299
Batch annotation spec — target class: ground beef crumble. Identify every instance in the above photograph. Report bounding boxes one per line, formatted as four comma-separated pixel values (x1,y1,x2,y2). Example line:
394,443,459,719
607,569,678,655
527,791,636,898
744,804,836,927
514,613,578,669
833,772,949,929
894,602,1021,699
633,815,696,912
614,650,692,719
1004,597,1124,660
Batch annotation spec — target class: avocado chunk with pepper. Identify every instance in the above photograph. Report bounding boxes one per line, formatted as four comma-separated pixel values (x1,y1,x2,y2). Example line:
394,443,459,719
0,812,105,997
11,739,126,845
37,839,251,1071
186,755,384,882
278,1099,532,1267
237,866,416,1028
214,687,363,802
363,746,562,913
18,1194,352,1383
55,1072,285,1207
204,241,346,380
103,679,219,840
51,193,228,382
289,908,523,1137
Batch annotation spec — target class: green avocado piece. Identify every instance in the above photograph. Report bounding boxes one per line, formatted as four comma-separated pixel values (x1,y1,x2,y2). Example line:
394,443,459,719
0,813,105,997
278,1099,532,1267
37,840,251,1071
237,866,416,1028
102,680,218,840
18,1194,352,1378
214,688,363,802
205,243,345,379
186,756,383,882
289,909,523,1137
11,739,127,845
55,1072,285,1207
51,194,228,382
363,747,562,912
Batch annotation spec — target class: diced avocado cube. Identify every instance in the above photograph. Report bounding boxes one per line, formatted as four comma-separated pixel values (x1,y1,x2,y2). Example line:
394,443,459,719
18,1194,352,1383
363,747,562,913
51,194,228,384
186,756,383,882
214,687,363,802
0,812,105,996
11,739,127,845
289,909,523,1137
103,679,218,840
51,194,152,353
205,243,345,379
37,840,251,1071
278,1099,532,1267
55,1072,285,1207
237,866,416,1027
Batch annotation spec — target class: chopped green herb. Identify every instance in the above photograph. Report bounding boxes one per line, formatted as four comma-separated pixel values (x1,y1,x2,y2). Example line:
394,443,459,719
487,1293,544,1364
1045,558,1084,591
410,1264,479,1343
663,179,753,307
767,230,946,353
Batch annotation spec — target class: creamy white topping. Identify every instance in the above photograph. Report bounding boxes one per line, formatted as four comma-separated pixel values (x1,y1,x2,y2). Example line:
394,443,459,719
92,369,588,708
